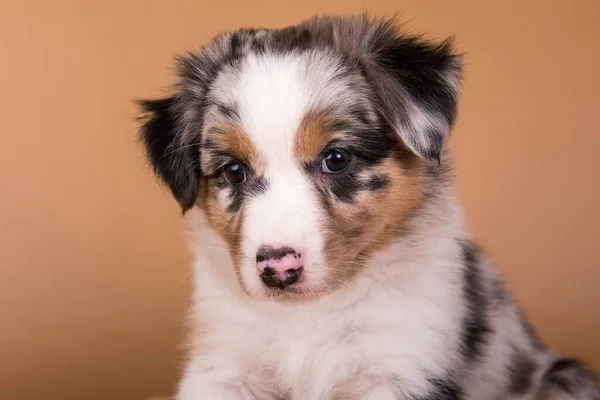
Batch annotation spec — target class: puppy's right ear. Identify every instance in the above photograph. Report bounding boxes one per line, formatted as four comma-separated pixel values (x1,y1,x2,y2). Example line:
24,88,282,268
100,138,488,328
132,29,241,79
138,97,201,213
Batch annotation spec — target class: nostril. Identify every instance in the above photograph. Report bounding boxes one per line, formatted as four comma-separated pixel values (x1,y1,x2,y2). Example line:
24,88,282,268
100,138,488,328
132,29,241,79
283,266,302,286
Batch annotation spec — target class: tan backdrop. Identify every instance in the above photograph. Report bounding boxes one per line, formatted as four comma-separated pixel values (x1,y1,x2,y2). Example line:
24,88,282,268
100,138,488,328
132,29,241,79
1,0,599,399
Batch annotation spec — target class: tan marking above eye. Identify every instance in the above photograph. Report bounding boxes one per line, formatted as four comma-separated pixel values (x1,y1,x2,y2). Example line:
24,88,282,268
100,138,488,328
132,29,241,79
206,123,264,172
294,113,344,163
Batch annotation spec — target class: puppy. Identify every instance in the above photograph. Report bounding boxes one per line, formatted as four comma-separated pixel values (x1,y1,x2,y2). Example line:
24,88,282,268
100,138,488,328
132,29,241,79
138,14,599,400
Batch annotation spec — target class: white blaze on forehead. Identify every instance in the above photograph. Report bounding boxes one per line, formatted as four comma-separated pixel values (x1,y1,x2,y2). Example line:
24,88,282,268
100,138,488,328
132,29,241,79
235,53,310,164
217,52,338,295
218,52,358,163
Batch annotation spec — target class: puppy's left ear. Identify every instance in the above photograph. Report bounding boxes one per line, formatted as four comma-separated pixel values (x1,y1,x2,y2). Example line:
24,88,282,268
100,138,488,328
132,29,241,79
367,26,462,160
138,97,201,213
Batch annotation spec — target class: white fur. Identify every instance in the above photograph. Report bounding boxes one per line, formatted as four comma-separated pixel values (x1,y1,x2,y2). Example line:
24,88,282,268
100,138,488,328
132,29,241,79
177,190,469,400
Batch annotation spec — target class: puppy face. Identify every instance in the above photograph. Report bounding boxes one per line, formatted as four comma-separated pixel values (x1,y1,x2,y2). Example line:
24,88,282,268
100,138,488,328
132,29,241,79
139,15,462,300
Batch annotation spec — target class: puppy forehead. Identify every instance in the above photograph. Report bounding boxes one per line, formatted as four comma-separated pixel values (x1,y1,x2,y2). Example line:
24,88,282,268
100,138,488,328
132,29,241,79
210,51,357,163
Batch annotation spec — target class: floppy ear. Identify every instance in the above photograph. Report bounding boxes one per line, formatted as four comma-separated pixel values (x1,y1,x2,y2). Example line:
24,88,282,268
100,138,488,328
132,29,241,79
365,25,462,160
138,97,201,213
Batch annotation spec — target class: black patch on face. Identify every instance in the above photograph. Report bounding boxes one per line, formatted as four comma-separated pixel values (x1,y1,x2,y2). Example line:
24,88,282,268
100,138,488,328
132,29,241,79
256,245,296,262
366,174,389,191
418,378,463,400
347,125,398,165
508,347,537,394
222,174,267,215
225,186,244,214
459,241,492,361
314,125,399,204
327,167,364,204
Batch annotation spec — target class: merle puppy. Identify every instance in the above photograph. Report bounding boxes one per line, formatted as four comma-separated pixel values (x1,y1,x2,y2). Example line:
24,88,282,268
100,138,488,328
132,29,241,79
138,14,600,400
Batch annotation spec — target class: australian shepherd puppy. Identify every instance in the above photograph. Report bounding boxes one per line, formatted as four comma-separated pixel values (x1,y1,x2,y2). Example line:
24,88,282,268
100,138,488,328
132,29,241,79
138,14,599,400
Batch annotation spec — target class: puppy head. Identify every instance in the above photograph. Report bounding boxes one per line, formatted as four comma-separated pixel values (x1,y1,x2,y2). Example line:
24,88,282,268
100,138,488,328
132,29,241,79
138,15,462,300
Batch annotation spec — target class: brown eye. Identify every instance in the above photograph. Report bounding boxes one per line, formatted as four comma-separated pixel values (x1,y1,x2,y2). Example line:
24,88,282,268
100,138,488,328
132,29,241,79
322,149,351,173
223,162,246,185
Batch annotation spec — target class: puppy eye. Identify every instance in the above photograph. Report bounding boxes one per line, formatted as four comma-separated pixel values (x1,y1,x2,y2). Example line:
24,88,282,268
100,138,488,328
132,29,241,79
321,149,351,174
223,162,247,185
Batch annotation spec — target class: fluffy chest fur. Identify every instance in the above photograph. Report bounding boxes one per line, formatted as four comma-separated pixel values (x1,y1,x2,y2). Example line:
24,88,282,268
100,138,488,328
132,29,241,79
186,210,467,400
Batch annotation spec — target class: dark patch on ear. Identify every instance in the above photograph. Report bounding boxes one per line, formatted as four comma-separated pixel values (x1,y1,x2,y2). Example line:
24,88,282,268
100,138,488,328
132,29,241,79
459,241,492,361
138,97,201,213
508,347,537,394
370,29,461,160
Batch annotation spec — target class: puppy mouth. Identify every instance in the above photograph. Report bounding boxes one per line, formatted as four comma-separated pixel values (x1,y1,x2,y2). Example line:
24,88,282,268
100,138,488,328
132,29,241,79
261,279,317,299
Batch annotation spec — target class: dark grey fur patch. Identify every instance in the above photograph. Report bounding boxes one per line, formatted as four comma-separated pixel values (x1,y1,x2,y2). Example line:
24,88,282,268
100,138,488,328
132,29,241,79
459,241,492,361
419,378,463,400
508,347,537,394
366,175,389,191
226,185,244,214
540,358,600,398
224,174,268,215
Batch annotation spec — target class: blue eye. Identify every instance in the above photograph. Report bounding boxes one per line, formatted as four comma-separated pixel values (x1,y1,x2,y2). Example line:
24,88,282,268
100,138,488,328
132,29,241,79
223,162,246,185
321,149,351,173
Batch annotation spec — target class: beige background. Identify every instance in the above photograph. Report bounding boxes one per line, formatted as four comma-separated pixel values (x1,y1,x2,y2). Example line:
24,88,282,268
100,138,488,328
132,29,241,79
1,0,599,399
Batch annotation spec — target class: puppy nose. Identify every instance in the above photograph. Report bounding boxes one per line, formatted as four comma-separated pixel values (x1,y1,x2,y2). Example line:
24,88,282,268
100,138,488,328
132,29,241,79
256,245,303,289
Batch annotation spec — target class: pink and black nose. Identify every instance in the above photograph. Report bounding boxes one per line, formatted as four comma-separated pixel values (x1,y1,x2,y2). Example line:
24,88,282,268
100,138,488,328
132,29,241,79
256,245,303,289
